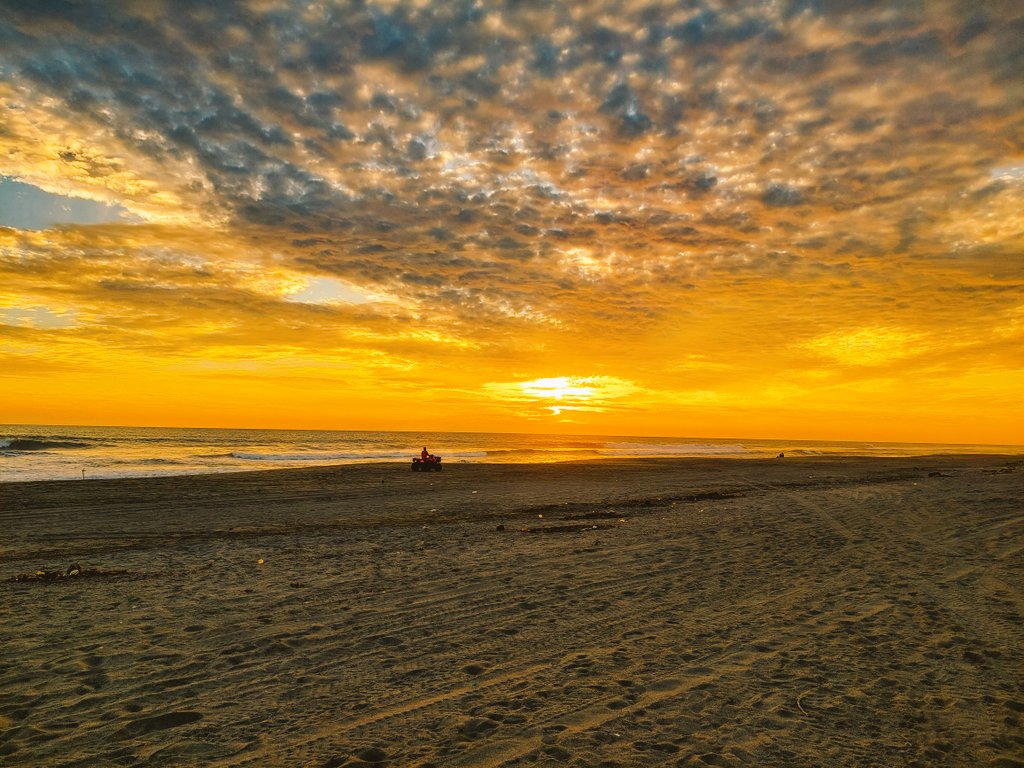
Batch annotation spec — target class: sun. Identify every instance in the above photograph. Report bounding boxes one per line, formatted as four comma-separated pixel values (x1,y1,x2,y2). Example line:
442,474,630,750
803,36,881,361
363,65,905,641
482,375,641,421
518,377,597,402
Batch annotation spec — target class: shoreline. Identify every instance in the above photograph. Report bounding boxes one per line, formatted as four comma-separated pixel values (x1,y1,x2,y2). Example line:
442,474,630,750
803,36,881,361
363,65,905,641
3,424,1021,484
1,454,1021,766
3,448,1022,487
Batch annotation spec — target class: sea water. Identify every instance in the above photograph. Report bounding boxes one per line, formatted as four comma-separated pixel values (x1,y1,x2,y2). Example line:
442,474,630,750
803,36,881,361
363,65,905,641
1,424,1019,483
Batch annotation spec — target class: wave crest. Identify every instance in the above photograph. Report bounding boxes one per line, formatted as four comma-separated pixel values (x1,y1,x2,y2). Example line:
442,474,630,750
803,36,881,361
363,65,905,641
601,442,748,456
231,450,408,462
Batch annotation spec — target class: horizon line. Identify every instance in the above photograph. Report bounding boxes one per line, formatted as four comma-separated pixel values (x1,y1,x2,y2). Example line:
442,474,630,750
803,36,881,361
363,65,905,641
2,422,1022,449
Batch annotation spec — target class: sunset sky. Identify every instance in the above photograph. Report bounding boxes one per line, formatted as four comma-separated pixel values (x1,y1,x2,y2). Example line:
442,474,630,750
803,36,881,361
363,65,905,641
1,0,1022,443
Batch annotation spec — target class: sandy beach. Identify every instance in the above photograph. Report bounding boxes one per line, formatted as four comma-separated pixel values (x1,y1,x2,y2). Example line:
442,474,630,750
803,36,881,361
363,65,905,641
1,455,1022,767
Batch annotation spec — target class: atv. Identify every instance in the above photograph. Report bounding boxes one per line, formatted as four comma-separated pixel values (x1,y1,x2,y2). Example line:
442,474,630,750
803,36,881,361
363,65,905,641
411,454,443,472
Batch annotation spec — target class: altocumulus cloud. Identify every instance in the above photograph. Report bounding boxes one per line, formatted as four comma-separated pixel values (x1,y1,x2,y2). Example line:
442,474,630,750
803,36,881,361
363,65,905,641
1,0,1022,428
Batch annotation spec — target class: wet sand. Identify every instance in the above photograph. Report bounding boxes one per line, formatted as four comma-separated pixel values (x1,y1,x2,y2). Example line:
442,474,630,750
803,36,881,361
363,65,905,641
1,455,1022,767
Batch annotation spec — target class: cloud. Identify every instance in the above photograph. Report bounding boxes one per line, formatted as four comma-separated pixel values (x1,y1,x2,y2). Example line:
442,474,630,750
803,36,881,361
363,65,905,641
800,327,927,367
1,0,1022,438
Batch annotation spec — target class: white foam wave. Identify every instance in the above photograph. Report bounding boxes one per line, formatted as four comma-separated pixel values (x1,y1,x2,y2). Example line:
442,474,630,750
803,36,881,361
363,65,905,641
600,442,749,456
231,451,407,462
231,449,490,462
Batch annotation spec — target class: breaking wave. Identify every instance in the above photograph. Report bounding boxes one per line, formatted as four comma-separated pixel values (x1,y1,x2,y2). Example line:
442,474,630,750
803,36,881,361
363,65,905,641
485,448,600,457
231,450,409,462
600,442,749,456
116,458,188,466
231,449,491,462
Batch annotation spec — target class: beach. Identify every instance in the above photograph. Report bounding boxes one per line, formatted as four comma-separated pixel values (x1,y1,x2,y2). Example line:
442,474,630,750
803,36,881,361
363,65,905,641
1,455,1022,767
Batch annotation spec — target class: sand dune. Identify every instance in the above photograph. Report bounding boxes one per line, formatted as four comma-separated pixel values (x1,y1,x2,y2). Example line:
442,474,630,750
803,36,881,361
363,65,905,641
1,456,1022,767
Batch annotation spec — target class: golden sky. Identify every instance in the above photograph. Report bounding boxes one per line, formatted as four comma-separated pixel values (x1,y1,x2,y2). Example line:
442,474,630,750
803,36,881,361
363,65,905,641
1,0,1022,443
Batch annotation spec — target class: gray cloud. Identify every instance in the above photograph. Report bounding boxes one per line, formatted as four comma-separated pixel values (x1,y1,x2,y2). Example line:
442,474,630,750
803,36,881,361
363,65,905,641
2,0,1022,340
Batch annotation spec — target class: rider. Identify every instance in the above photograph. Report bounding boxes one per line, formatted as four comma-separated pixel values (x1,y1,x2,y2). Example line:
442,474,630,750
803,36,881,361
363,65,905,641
421,446,430,462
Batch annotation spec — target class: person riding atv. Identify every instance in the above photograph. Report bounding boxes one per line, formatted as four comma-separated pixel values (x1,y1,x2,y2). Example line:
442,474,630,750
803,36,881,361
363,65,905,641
412,447,442,472
409,448,442,473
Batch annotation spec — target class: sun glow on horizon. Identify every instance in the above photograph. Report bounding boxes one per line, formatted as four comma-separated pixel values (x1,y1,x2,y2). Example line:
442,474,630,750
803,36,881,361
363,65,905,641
479,376,646,422
520,377,596,401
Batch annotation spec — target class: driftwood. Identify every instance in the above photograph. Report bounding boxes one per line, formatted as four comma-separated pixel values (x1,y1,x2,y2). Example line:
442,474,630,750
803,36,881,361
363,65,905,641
796,691,810,716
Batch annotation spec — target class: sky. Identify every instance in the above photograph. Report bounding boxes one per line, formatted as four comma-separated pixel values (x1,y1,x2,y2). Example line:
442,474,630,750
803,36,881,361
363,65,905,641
1,0,1022,443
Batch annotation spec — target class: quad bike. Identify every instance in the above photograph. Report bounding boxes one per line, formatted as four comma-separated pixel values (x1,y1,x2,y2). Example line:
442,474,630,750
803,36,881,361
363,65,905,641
411,454,443,472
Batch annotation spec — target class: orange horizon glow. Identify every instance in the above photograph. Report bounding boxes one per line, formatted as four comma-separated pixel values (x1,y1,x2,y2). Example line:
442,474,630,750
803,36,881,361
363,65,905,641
2,3,1023,446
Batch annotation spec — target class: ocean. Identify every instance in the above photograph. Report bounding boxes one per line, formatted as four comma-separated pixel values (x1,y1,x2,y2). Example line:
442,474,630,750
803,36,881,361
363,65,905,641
1,424,1020,483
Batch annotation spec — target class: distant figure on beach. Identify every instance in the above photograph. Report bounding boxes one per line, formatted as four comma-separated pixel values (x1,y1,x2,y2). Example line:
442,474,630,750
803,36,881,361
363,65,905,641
777,452,785,459
412,447,442,471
